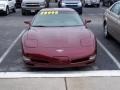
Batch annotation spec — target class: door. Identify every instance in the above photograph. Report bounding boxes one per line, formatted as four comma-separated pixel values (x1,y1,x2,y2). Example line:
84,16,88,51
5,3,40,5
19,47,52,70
107,2,120,41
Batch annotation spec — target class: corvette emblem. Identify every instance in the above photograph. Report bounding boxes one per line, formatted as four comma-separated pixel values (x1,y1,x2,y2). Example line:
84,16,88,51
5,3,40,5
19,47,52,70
56,49,64,53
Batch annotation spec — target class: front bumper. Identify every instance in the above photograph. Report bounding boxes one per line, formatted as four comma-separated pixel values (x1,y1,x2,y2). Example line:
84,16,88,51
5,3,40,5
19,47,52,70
85,1,99,5
23,55,96,68
63,6,82,14
21,5,45,11
0,7,6,12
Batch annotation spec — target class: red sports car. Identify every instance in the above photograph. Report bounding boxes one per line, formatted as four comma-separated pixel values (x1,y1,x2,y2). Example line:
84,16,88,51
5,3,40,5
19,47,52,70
21,8,97,68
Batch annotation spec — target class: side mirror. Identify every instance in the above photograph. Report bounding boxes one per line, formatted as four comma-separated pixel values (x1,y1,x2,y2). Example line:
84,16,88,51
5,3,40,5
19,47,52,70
84,19,91,28
24,21,31,29
24,21,31,25
85,19,91,24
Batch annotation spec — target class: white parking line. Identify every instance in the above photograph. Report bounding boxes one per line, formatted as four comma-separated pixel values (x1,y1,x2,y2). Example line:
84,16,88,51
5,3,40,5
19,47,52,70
0,70,120,78
0,30,26,64
97,39,120,69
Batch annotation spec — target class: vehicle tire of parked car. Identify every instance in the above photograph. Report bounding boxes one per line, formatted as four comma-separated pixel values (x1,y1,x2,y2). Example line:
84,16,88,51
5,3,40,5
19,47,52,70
58,2,61,7
4,6,9,16
104,24,111,39
96,4,100,7
22,9,27,15
12,6,16,13
78,10,82,14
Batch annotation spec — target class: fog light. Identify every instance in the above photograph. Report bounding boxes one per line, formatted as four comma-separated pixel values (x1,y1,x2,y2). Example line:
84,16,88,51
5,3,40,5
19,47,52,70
23,56,31,62
89,55,96,60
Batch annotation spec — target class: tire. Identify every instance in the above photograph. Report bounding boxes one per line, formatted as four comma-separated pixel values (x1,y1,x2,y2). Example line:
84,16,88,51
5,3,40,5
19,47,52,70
104,24,110,39
22,9,27,15
78,9,82,14
12,6,16,13
97,4,100,7
4,6,9,16
58,2,61,7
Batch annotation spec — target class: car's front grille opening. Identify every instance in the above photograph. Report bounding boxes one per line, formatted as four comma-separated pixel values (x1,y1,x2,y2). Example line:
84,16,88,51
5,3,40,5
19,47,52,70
26,5,40,7
25,3,40,7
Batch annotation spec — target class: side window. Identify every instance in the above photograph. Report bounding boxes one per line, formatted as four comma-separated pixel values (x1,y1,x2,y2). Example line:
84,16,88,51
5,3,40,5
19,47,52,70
110,3,120,15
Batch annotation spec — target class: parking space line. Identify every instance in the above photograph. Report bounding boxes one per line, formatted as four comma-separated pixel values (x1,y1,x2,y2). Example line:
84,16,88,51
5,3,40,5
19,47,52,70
97,39,120,69
0,30,26,64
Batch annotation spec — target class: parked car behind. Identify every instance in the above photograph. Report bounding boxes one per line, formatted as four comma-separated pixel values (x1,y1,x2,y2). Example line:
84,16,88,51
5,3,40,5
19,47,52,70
103,1,120,42
58,0,82,14
21,0,48,15
82,0,100,7
0,0,16,15
102,0,118,6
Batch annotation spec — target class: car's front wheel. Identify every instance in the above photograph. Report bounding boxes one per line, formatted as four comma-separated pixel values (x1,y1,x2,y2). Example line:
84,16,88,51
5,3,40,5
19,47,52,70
104,24,110,39
96,4,100,7
5,6,9,16
22,9,27,15
12,6,16,13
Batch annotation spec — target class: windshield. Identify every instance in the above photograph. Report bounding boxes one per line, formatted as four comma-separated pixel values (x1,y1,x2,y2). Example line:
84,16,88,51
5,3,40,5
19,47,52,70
32,11,84,27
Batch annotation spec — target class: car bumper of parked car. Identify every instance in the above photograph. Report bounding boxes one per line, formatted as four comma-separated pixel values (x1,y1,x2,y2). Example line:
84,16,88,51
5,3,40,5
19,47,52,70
0,8,6,12
85,2,99,5
62,6,82,14
21,6,45,11
23,55,96,68
73,7,82,14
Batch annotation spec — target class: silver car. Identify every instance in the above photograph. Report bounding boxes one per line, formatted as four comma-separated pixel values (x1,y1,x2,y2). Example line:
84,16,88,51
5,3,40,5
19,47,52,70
21,0,47,15
83,0,100,7
103,1,120,42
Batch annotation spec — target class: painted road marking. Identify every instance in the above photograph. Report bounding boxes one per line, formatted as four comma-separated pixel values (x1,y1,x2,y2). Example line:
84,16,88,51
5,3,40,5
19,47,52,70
0,30,26,64
0,70,120,78
97,39,120,69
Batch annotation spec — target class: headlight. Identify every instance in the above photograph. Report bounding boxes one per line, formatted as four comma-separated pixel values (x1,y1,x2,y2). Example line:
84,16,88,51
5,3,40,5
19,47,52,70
62,3,66,6
23,56,31,62
0,4,5,7
78,2,82,7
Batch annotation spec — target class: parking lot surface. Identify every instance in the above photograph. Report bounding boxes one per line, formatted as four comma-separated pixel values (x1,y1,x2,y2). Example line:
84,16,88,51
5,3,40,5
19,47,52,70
0,3,120,74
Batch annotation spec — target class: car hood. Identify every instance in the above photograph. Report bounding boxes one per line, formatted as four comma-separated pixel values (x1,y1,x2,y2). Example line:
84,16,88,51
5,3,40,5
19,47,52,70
0,1,7,5
23,26,94,48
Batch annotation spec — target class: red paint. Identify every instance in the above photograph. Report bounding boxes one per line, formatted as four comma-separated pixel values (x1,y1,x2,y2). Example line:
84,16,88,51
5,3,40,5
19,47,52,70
21,8,97,68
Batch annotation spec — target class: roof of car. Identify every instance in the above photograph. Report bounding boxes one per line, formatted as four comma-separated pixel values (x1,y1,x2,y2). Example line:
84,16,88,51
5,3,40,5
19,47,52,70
40,8,75,12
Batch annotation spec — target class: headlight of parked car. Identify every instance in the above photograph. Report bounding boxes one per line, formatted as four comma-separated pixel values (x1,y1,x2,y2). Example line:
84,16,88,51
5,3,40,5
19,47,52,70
78,2,82,7
0,4,5,7
62,3,66,7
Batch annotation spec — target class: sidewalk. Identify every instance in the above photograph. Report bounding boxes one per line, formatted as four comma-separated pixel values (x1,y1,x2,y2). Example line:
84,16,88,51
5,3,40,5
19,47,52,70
0,77,120,90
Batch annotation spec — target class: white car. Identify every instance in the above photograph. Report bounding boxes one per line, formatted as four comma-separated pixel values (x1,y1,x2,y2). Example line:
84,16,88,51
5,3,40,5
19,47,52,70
58,0,82,14
83,0,100,7
0,0,16,15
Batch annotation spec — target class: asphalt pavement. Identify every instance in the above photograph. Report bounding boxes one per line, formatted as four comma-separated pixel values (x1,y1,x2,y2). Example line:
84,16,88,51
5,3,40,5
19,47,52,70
0,3,120,74
0,2,120,90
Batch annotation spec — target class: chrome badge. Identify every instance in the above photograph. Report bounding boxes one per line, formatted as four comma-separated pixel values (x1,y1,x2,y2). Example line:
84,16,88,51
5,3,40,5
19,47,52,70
56,49,64,53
